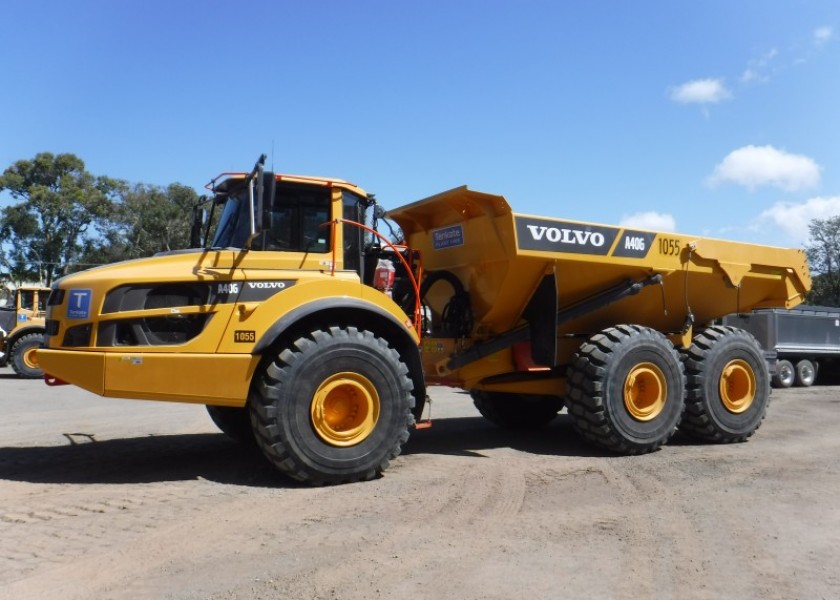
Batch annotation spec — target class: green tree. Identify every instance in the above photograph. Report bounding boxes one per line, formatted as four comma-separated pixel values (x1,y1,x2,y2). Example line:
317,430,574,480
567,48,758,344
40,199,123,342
0,153,121,285
805,216,840,307
80,182,199,266
0,245,18,285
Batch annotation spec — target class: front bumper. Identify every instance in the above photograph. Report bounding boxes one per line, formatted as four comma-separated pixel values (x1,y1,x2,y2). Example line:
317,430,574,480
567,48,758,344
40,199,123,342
37,349,258,406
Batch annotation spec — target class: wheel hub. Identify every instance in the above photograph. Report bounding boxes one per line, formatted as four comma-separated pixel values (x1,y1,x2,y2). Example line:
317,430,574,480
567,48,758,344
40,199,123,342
719,359,755,414
311,372,380,447
23,347,39,370
624,362,667,421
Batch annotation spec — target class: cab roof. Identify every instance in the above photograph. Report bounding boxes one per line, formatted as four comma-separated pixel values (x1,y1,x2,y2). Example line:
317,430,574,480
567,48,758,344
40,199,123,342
207,172,368,198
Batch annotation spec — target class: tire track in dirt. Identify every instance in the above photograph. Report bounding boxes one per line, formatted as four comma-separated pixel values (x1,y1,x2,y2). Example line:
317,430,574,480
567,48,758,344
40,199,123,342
599,459,711,599
3,385,840,599
229,455,532,600
420,456,527,526
0,482,252,588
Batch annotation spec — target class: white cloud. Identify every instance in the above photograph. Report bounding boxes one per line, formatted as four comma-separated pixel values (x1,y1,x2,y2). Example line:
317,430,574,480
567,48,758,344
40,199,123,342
669,78,732,104
707,145,821,192
740,48,778,84
740,69,762,84
758,196,840,244
814,26,834,46
619,211,677,232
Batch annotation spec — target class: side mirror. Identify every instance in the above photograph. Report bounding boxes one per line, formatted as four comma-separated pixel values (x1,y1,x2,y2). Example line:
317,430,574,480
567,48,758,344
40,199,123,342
190,196,207,248
255,161,264,234
245,154,267,249
252,163,275,232
261,172,275,231
190,203,205,248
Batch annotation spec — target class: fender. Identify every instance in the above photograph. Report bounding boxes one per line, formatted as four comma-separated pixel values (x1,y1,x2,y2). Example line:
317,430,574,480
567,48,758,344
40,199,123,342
252,296,415,354
251,295,426,419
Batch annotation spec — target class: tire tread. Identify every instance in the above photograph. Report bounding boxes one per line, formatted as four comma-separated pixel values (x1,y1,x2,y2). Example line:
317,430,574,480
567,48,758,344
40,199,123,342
250,327,414,485
681,325,767,443
564,324,684,455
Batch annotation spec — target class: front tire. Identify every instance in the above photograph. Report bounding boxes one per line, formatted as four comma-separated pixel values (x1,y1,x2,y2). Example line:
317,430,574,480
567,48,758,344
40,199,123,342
564,324,685,454
681,326,769,443
471,391,563,429
11,332,44,379
250,327,414,485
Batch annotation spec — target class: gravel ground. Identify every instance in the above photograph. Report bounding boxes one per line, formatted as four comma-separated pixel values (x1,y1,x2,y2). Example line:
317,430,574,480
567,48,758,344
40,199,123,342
1,366,839,600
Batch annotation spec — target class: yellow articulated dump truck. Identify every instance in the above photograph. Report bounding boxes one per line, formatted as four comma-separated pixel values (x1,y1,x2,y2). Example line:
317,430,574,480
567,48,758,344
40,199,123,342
0,285,50,378
37,156,811,484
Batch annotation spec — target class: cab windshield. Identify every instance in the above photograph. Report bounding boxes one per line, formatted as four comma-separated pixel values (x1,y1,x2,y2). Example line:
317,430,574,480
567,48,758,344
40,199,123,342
210,188,252,249
209,180,334,252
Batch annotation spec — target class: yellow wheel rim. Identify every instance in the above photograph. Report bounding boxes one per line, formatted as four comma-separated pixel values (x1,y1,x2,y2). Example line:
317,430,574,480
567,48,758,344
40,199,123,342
310,372,380,447
23,347,39,370
624,362,667,422
719,359,755,414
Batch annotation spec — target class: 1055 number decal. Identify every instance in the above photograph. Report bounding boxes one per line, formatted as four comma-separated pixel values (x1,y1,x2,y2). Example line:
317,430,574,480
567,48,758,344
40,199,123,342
234,330,256,343
657,237,681,256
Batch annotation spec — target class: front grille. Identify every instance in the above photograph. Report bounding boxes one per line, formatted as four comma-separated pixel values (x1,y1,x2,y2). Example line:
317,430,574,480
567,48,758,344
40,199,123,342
103,283,213,313
98,314,211,347
63,324,92,347
45,319,60,336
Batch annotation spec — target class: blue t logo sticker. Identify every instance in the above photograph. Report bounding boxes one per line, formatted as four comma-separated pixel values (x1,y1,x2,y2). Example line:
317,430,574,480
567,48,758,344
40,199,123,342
67,289,92,319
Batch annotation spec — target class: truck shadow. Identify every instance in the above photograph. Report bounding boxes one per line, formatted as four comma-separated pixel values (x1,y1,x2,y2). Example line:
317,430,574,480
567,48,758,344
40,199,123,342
404,414,608,458
0,414,698,487
0,434,286,488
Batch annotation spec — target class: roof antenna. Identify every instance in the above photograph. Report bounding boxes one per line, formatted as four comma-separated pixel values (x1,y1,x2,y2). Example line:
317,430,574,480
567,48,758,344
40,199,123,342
271,139,275,172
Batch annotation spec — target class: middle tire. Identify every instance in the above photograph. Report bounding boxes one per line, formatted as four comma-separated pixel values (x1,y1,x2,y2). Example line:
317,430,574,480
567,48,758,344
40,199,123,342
471,390,564,429
564,324,685,454
206,405,255,444
250,327,415,485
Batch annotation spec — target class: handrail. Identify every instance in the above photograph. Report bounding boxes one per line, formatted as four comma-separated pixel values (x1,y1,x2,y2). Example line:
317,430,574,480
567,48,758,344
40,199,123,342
329,218,423,339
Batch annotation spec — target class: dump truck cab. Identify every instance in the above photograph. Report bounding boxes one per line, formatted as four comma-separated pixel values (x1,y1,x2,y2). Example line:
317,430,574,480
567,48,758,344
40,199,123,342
38,157,425,484
0,284,49,378
207,170,366,272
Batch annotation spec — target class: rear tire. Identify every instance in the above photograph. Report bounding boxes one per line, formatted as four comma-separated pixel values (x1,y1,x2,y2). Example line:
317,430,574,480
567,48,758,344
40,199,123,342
794,359,816,387
681,326,769,443
10,332,44,379
772,359,794,389
206,405,255,444
471,391,563,429
250,327,414,485
564,324,685,454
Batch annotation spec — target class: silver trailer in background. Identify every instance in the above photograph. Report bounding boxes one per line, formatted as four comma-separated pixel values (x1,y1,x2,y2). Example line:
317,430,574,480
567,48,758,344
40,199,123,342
723,307,840,388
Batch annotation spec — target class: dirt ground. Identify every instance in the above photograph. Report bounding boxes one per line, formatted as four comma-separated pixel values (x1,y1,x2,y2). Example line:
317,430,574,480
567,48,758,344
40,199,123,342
1,366,839,600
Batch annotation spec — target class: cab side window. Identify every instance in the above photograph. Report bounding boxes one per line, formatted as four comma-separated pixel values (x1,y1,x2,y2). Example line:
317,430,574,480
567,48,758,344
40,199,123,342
18,290,35,311
343,191,364,274
265,183,332,252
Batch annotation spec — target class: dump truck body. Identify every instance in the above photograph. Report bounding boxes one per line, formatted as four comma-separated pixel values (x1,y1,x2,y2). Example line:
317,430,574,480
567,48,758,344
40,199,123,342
389,187,810,392
36,160,811,484
723,307,840,388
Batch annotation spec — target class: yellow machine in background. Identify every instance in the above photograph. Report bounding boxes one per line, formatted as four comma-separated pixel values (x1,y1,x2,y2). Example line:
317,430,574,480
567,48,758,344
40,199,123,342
37,156,810,484
0,285,49,378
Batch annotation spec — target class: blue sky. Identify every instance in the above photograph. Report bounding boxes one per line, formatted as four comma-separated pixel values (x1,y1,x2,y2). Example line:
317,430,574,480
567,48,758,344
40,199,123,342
2,1,838,248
